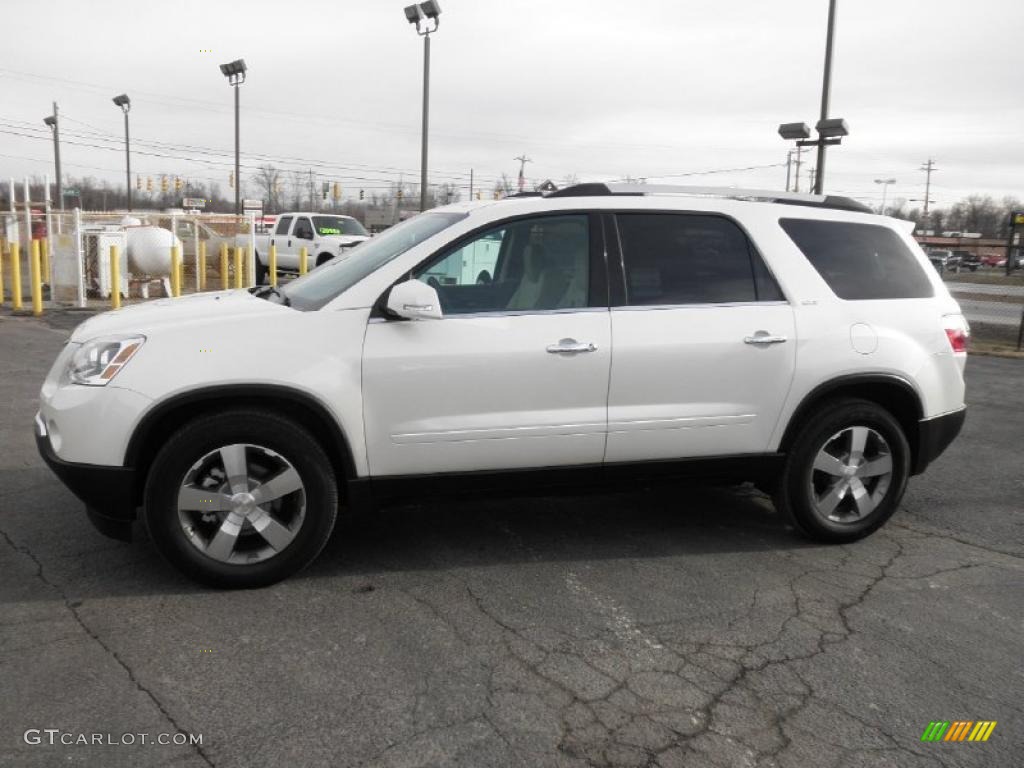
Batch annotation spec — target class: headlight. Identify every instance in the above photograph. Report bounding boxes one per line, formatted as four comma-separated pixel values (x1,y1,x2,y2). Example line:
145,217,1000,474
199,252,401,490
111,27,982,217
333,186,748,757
67,335,145,386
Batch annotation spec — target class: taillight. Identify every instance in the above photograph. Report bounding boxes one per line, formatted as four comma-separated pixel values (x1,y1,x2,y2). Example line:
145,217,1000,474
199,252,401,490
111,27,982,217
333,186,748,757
943,314,970,354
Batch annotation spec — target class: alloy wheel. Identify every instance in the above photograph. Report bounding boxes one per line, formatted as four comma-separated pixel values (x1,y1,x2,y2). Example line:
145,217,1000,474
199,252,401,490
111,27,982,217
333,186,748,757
177,443,306,564
809,426,893,524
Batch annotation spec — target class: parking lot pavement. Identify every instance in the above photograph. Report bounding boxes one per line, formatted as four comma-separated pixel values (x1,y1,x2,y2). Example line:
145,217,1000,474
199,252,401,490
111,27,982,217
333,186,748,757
1,313,1022,768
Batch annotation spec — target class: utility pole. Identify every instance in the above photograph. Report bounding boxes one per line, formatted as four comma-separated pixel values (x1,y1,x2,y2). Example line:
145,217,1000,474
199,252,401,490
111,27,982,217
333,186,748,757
808,167,817,193
514,155,532,193
469,168,473,201
919,158,937,216
785,151,793,192
792,146,805,193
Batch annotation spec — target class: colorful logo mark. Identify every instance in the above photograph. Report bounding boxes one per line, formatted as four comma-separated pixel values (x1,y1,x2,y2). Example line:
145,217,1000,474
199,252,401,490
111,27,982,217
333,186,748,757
921,721,997,742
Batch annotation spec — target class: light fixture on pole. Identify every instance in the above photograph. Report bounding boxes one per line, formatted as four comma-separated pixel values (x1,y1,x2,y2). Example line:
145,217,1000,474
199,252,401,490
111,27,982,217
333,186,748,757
43,105,63,210
874,178,896,215
112,94,132,211
219,58,247,215
777,0,846,194
404,1,441,212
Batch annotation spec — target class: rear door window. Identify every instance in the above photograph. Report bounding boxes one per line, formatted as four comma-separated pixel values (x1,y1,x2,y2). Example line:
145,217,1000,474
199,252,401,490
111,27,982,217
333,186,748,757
275,216,293,236
615,213,781,305
780,219,934,300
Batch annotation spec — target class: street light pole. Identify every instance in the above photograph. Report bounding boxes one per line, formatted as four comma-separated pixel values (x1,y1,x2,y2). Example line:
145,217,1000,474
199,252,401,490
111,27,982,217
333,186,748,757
421,32,430,212
405,2,441,212
219,59,247,215
113,95,131,211
43,103,63,210
874,178,896,215
815,0,838,194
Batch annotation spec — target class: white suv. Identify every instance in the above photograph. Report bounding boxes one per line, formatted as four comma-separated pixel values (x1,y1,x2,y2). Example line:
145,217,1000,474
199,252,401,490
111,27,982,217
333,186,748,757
36,184,969,588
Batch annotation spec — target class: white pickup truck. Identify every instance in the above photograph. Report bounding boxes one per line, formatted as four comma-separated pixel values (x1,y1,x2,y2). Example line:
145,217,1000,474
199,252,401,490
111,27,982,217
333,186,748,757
253,212,370,283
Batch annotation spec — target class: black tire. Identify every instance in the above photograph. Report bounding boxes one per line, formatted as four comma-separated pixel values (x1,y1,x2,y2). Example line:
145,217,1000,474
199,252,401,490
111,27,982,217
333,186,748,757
143,409,338,588
254,253,268,285
316,252,334,267
773,398,910,543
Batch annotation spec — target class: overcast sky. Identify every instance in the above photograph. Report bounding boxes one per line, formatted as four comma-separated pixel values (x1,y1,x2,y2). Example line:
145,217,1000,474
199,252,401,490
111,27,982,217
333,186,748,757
2,0,1022,209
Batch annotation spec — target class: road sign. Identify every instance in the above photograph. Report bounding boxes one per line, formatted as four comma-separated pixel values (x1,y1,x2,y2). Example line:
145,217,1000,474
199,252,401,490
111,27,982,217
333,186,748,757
182,197,206,209
1013,212,1024,226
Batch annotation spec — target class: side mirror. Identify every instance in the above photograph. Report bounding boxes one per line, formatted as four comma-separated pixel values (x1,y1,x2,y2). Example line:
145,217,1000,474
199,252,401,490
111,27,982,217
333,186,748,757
387,279,443,320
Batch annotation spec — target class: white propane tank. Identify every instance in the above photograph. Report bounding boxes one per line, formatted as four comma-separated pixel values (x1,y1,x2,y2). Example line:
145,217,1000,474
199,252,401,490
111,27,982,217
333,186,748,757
126,226,182,276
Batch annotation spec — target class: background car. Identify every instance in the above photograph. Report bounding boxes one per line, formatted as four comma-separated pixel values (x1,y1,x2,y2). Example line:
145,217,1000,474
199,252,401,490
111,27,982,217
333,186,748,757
927,249,961,273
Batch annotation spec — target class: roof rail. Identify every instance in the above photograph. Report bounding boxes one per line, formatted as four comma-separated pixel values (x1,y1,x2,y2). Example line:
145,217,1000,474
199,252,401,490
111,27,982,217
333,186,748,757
546,182,873,214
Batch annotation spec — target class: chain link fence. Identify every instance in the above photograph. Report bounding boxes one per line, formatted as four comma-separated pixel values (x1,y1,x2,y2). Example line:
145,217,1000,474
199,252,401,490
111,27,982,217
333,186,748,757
2,209,254,309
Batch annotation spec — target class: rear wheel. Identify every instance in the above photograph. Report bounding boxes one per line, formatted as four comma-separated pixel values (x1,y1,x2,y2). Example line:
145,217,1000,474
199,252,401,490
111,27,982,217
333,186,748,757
143,410,338,588
254,254,268,285
774,399,909,543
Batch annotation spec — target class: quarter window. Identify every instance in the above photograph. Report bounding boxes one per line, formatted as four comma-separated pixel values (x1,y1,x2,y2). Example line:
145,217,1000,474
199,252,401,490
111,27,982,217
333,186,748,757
413,215,592,315
779,219,934,300
616,214,779,305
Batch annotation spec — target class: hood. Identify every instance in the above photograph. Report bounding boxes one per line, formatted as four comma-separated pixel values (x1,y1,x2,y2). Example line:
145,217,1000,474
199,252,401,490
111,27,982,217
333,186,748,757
71,290,292,342
339,235,370,247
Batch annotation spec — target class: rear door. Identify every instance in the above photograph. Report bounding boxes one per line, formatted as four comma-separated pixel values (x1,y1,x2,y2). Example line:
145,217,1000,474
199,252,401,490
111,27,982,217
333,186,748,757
605,212,796,462
270,215,295,269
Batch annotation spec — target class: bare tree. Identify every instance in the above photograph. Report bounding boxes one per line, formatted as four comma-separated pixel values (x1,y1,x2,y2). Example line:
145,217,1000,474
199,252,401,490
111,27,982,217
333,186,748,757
252,165,283,213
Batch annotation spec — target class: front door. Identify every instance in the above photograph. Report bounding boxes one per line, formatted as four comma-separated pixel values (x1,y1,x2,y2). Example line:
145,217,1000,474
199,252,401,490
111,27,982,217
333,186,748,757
605,212,797,462
362,213,611,477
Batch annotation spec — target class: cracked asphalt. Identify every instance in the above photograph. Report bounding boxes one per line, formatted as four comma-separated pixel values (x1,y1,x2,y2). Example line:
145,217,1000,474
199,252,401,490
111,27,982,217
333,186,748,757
1,312,1022,768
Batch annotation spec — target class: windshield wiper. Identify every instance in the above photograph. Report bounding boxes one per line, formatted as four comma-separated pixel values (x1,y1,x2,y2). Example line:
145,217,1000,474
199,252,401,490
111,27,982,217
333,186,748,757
253,285,291,306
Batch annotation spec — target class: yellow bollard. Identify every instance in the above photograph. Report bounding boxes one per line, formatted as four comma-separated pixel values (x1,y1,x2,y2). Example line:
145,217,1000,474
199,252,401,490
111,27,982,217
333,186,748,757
10,242,23,311
198,241,207,292
269,244,277,287
170,246,181,298
110,244,121,310
299,246,308,276
233,246,242,289
0,242,5,306
30,240,43,316
40,237,50,284
220,242,229,290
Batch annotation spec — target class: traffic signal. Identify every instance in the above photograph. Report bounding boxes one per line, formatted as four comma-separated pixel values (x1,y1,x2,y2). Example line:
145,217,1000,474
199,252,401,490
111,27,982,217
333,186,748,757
322,181,329,201
136,175,142,190
476,191,482,200
397,188,403,201
174,177,183,191
161,175,169,192
146,176,153,192
332,182,341,201
359,189,364,200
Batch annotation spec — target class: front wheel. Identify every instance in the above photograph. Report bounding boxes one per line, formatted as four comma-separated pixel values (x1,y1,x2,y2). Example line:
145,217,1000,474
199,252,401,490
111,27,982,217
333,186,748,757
143,410,338,588
773,399,910,543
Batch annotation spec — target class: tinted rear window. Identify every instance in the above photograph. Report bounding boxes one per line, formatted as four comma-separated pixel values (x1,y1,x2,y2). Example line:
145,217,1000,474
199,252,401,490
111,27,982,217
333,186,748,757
616,213,783,305
780,219,933,300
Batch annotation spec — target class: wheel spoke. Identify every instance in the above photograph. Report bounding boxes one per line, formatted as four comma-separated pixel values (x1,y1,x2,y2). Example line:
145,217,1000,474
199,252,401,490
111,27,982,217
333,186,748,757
178,486,232,512
856,454,892,478
250,467,303,506
848,426,869,463
248,507,294,551
813,451,847,477
205,512,244,560
848,477,876,517
817,480,848,517
219,444,250,494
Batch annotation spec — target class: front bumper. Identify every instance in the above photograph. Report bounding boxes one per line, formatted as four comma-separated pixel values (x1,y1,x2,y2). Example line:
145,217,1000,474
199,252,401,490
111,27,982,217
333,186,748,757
35,413,137,541
912,407,966,475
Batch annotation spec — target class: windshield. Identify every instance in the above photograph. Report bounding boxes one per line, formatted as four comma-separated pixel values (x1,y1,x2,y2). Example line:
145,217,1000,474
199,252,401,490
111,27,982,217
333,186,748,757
281,212,468,311
312,215,369,237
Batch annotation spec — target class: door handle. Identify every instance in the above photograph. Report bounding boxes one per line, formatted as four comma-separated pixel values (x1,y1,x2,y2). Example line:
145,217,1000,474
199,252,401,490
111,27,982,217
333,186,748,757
744,332,788,345
546,338,597,354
